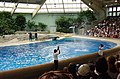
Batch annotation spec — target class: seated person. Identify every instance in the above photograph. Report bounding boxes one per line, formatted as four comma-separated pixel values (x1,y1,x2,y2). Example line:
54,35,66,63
38,70,73,79
95,57,112,79
67,63,79,79
107,56,118,79
77,64,91,79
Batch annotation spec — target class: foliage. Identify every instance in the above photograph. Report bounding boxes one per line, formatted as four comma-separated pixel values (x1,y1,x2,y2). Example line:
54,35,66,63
55,16,73,33
25,20,36,31
0,12,15,35
77,10,96,26
15,14,26,31
38,22,47,31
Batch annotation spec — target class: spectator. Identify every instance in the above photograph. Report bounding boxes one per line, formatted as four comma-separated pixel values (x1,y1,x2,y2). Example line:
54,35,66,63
107,56,118,79
68,63,79,79
38,70,73,79
77,64,90,79
88,63,98,79
95,57,112,79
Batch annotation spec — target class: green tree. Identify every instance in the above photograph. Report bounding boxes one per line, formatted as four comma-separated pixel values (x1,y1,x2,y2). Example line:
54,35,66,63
0,12,15,35
77,10,96,26
38,22,47,31
55,16,73,33
26,20,36,31
15,14,26,31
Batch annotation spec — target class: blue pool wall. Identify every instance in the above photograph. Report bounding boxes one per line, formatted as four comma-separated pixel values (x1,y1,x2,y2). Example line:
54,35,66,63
0,46,120,79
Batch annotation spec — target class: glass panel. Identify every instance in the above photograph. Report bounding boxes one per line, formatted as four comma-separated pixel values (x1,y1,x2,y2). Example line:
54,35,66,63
117,6,120,11
0,8,4,11
0,2,14,7
64,0,80,3
48,9,64,12
0,0,92,13
113,12,116,16
46,4,63,8
65,9,80,12
38,9,48,13
109,7,112,11
0,8,12,11
81,4,88,8
4,8,12,11
64,3,80,8
113,7,116,11
41,4,47,8
17,3,38,9
82,7,90,11
117,12,120,16
15,8,34,13
46,0,62,3
108,12,112,16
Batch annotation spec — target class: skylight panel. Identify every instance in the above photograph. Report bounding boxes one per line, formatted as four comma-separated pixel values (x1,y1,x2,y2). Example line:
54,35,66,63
46,0,62,4
63,0,80,3
4,8,12,11
38,9,48,13
0,7,12,12
65,8,80,12
81,4,88,8
15,8,34,13
64,3,80,8
117,7,120,11
48,9,64,13
46,4,63,8
41,4,46,8
17,3,38,9
0,2,14,8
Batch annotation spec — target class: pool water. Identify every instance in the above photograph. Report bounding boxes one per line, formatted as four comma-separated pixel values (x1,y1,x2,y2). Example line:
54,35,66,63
0,37,117,71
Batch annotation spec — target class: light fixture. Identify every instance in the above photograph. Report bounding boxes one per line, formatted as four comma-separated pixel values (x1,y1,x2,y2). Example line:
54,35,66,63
27,0,28,6
115,0,118,2
54,3,56,7
89,1,93,5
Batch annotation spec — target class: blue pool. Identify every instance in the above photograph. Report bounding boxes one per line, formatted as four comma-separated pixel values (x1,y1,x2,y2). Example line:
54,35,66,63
0,37,117,71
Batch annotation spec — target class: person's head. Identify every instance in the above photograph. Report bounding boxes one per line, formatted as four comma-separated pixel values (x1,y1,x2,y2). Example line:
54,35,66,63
68,63,76,74
107,56,116,64
95,57,108,74
63,67,68,72
115,61,120,73
89,64,95,72
107,56,117,73
78,64,90,76
100,44,104,47
38,70,73,79
116,55,119,61
54,49,57,53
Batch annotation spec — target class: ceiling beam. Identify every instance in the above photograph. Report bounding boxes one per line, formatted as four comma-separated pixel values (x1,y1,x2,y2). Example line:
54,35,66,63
62,0,65,13
81,0,106,20
11,2,19,15
32,0,46,18
45,3,49,13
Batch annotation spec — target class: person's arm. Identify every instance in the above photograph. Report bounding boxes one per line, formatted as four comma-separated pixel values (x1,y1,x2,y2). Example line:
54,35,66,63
57,46,60,54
